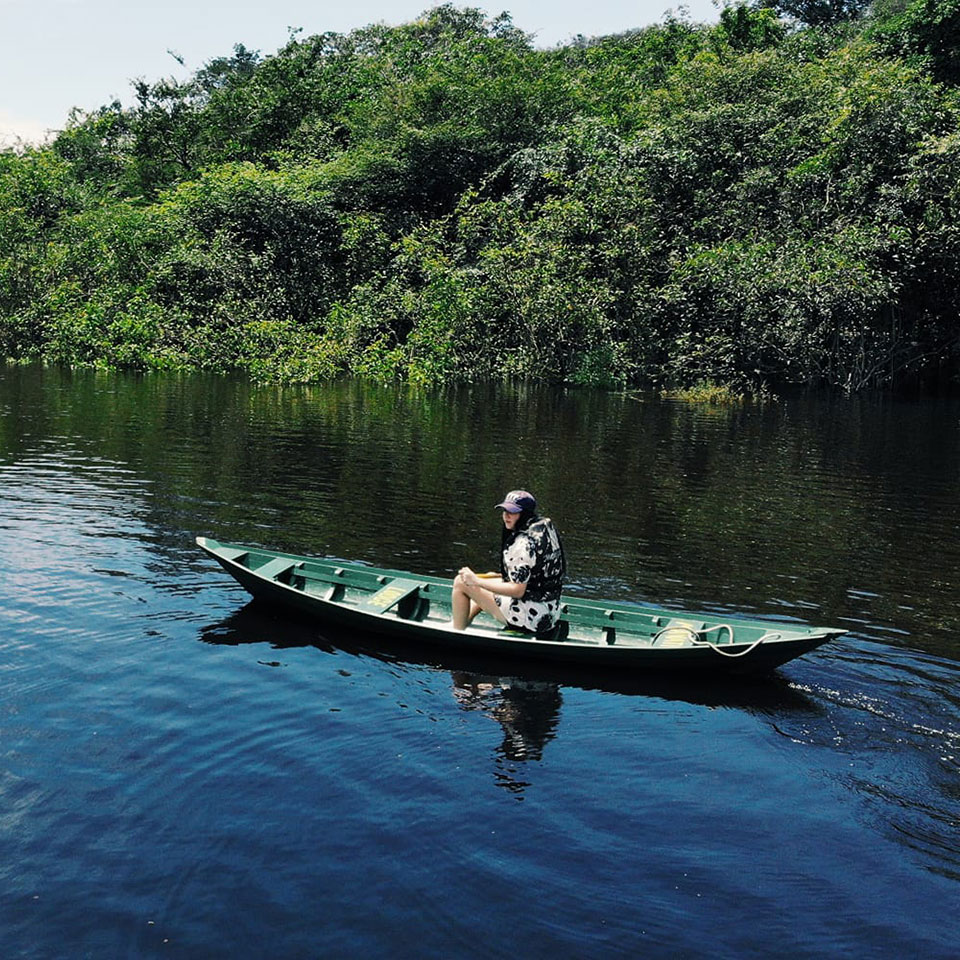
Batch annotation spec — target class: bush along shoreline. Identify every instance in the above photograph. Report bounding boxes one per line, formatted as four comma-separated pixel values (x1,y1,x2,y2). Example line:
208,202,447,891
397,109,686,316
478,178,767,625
3,3,960,395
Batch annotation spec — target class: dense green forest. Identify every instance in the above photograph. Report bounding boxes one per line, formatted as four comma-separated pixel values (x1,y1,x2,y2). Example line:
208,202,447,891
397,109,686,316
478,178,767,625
3,1,960,393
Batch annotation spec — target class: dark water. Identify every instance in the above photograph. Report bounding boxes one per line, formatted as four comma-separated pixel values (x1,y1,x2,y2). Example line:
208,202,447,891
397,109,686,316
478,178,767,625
1,364,958,958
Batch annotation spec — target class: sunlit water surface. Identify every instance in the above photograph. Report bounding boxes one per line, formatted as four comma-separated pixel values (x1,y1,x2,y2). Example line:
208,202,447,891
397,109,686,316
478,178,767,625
0,365,958,958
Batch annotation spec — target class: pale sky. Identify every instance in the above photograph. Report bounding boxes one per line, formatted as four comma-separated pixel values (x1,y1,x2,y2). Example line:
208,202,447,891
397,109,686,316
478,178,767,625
0,0,719,148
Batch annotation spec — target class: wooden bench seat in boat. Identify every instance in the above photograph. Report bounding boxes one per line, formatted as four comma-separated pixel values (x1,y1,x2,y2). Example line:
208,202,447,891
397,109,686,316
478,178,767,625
358,578,424,615
252,557,298,582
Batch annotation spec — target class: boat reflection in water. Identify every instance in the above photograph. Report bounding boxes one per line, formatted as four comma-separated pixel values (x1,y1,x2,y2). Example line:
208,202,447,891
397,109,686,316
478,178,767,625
200,603,572,797
199,602,822,798
200,602,821,709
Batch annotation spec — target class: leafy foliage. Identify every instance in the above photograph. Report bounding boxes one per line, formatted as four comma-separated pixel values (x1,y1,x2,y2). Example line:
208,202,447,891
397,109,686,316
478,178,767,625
769,0,870,27
869,0,960,83
2,3,960,392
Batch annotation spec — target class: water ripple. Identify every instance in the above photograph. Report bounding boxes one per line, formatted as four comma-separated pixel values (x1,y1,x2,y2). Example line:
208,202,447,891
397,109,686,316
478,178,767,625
2,369,959,957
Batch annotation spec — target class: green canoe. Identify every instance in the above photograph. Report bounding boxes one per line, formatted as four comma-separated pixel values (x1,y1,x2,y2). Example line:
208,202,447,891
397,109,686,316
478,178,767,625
196,536,845,675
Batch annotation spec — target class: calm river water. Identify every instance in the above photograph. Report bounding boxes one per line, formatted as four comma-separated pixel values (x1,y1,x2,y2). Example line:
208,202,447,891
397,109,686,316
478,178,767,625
0,364,958,958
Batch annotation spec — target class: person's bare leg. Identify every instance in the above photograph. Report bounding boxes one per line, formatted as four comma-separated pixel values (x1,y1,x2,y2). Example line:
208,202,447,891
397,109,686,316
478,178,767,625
451,576,472,629
452,575,506,630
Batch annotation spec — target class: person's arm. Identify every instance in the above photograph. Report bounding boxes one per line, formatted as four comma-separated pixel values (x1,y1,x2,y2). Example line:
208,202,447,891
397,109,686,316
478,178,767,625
458,567,527,598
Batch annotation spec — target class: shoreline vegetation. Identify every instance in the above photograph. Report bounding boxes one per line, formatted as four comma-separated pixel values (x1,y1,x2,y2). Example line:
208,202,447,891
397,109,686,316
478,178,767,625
3,3,960,397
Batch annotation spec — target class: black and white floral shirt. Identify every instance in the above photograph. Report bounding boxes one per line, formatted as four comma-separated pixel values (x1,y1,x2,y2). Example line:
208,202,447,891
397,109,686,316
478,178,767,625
496,517,565,634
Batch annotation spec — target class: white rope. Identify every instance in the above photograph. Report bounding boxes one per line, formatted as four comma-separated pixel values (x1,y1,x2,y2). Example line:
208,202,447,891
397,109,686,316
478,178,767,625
652,623,783,659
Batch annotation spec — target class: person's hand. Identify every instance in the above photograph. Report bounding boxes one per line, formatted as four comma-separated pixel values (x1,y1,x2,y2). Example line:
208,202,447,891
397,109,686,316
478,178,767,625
458,566,477,587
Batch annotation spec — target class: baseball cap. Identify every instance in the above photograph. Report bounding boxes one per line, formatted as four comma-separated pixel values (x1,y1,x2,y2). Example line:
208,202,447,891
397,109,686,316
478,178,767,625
494,490,537,514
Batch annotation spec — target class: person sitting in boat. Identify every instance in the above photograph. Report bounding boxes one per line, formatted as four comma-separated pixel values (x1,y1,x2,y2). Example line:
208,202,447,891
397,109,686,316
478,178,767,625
451,490,565,635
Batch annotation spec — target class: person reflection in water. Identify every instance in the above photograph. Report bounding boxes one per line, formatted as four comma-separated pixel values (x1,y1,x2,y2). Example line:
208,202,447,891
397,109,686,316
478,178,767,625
452,673,563,796
451,489,565,634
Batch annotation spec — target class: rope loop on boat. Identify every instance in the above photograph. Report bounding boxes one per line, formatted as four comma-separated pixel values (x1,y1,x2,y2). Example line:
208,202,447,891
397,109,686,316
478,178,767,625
652,623,783,658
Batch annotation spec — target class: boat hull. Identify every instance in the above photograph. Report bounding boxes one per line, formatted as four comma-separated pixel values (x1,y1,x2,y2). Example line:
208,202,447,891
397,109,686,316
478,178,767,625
197,537,844,676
